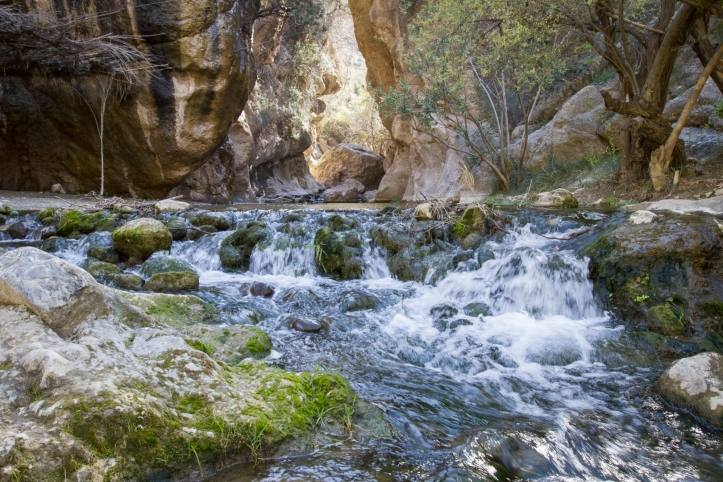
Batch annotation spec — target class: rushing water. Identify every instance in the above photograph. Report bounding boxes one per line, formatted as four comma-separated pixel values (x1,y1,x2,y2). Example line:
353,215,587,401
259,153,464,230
16,208,722,481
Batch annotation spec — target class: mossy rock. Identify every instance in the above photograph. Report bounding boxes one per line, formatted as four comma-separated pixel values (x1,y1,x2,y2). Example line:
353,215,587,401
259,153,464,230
313,227,363,280
0,203,11,215
121,292,216,327
37,207,57,224
189,212,232,231
165,216,189,241
647,303,686,336
145,272,199,292
187,325,273,363
57,210,116,237
452,206,488,240
219,222,270,271
112,218,173,263
141,256,196,277
109,273,144,291
85,260,121,281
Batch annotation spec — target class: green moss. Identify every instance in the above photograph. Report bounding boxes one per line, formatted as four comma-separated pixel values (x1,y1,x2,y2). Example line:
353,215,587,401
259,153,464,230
648,303,686,336
185,338,216,356
700,300,723,318
123,292,217,326
37,207,57,224
243,327,272,356
177,394,210,414
314,227,363,280
0,360,11,370
57,210,114,236
584,235,613,259
219,222,269,271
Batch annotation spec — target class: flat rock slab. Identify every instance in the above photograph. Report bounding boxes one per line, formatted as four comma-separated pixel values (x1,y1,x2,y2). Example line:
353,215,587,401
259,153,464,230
624,196,723,216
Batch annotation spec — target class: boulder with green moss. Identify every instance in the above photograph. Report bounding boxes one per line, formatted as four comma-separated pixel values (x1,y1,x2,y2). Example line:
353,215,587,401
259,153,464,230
585,212,722,354
141,256,199,292
314,226,364,280
0,248,360,480
112,218,173,263
189,211,232,231
56,209,116,237
185,324,273,363
219,222,270,271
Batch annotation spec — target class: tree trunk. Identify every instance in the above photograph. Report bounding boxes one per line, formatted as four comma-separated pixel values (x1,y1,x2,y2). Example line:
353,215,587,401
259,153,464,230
617,114,684,184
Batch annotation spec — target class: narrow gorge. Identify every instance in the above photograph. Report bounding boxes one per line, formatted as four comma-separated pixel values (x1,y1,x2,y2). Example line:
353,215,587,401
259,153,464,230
0,1,721,481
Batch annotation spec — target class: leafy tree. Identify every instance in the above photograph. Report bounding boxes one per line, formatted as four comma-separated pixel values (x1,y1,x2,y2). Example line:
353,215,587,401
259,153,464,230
543,0,722,189
381,0,574,191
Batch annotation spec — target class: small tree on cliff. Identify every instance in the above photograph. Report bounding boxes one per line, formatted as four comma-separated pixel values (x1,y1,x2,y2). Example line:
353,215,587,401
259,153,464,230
380,0,572,191
545,0,723,189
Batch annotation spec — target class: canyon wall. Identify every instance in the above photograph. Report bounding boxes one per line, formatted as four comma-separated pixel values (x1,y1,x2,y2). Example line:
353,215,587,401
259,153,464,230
0,0,259,198
348,0,496,201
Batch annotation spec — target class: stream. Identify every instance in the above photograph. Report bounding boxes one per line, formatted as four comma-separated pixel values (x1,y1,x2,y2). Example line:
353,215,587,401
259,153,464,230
11,207,721,481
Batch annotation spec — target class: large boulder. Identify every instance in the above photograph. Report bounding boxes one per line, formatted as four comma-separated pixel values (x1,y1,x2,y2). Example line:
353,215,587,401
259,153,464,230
0,247,112,336
311,144,385,189
0,0,259,197
664,79,721,129
112,218,172,263
511,85,610,170
658,352,722,428
585,212,722,352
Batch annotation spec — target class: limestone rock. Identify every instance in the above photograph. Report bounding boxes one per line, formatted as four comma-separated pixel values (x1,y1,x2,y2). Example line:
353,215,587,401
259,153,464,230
322,179,365,203
629,210,657,225
658,352,722,427
311,144,385,189
112,218,172,263
155,199,190,214
0,0,259,197
512,86,610,170
0,247,111,336
532,189,579,208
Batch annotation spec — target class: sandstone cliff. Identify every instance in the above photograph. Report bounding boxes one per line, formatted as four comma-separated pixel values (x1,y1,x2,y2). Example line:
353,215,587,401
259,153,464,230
0,0,259,198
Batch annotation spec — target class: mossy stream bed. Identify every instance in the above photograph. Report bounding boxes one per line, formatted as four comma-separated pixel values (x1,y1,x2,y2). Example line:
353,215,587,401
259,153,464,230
1,205,721,481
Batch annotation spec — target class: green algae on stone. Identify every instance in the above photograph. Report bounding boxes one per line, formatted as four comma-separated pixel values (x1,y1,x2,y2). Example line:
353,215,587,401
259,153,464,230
121,292,217,327
313,226,364,280
57,210,116,237
648,303,686,336
219,222,270,271
112,218,173,263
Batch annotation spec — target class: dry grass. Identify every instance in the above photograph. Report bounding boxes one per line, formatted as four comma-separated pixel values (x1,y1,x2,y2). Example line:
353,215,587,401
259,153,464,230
0,6,155,84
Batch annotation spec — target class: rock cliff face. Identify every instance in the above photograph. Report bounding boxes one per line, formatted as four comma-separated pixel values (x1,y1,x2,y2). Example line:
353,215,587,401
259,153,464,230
0,0,259,198
349,0,495,201
176,1,341,202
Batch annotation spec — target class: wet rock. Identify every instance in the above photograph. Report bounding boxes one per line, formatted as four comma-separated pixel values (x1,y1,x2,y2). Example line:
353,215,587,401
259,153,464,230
277,287,323,312
141,256,199,292
431,304,458,321
658,352,722,428
110,273,144,291
448,319,473,331
250,282,275,298
219,222,270,271
189,211,232,231
0,203,12,215
185,324,272,362
112,218,173,264
155,199,190,214
6,221,28,239
85,260,122,281
340,290,380,312
165,216,190,241
463,302,491,317
532,189,579,208
322,179,366,203
586,213,722,351
187,224,218,241
311,144,385,190
461,232,483,249
314,226,364,280
86,231,119,264
285,315,324,333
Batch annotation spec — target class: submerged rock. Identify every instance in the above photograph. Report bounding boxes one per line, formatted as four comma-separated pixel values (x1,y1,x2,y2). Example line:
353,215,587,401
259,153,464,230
658,352,722,428
285,315,324,333
112,218,172,264
219,222,270,271
141,256,199,292
250,281,275,298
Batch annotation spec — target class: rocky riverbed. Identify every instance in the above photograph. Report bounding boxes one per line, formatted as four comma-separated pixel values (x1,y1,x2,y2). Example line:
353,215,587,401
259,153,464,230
0,197,721,480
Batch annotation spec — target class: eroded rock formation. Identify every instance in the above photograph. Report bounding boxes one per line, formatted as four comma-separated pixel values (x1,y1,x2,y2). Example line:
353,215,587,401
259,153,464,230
0,0,259,198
